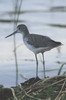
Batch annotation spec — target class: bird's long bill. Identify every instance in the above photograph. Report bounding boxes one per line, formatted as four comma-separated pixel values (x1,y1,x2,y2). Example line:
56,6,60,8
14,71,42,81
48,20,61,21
5,30,17,38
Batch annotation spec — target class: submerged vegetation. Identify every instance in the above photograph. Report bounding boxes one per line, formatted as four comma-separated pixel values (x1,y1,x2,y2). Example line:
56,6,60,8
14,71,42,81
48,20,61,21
0,19,24,23
47,24,66,28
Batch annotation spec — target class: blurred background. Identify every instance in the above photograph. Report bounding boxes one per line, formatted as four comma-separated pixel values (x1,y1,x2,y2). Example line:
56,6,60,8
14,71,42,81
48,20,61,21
0,0,66,87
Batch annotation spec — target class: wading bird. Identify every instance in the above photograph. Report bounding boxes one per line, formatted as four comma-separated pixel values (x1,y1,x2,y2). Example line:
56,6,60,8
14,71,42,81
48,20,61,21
5,24,62,78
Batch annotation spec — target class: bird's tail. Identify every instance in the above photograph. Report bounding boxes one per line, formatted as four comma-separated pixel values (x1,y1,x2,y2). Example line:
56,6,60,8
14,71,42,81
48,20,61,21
56,42,63,46
51,40,63,48
54,41,63,48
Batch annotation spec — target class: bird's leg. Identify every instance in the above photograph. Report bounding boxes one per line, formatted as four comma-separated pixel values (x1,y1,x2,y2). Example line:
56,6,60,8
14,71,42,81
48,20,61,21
42,53,46,78
35,54,38,78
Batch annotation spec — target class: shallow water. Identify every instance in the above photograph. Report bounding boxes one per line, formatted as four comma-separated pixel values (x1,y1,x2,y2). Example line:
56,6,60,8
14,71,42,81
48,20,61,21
0,0,66,87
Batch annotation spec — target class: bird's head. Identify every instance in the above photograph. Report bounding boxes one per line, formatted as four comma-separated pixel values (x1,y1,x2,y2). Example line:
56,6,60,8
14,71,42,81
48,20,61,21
5,24,29,38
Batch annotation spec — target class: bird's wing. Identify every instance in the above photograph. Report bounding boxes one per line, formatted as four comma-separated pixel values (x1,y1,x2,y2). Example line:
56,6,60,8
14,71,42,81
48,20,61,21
27,34,55,48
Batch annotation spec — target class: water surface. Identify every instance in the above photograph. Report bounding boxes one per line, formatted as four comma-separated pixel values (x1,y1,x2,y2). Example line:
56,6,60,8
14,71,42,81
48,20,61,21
0,0,66,87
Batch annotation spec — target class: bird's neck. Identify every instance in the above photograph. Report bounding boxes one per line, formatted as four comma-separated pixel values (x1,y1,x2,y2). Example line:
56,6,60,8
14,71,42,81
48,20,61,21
22,29,29,38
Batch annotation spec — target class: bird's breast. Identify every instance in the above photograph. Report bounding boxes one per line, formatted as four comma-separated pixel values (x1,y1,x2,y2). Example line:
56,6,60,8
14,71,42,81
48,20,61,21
23,37,35,52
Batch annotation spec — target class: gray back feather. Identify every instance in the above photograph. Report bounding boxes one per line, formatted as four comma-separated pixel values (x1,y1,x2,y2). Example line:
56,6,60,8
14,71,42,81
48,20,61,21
26,34,60,48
